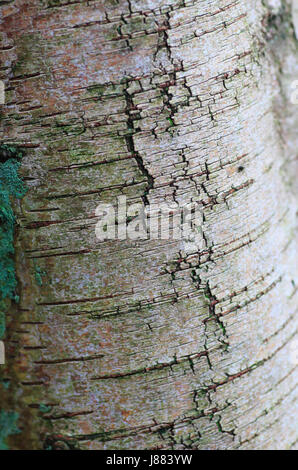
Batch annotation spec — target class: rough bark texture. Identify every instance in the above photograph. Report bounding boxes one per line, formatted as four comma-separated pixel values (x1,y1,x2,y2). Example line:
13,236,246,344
0,0,297,450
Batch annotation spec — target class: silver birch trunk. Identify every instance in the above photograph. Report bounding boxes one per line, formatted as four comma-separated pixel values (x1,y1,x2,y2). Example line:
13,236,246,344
0,0,297,450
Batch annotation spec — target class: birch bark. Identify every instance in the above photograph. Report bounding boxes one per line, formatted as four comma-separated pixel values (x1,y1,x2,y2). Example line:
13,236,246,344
0,0,297,450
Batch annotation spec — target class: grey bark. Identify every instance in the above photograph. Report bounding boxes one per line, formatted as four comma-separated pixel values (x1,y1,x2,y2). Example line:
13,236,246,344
0,0,297,450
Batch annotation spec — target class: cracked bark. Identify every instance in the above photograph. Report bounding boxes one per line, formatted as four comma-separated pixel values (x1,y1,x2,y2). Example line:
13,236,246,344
0,0,297,450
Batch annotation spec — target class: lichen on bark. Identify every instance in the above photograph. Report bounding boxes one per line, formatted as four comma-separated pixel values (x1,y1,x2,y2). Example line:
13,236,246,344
0,145,26,336
0,409,20,450
0,144,27,450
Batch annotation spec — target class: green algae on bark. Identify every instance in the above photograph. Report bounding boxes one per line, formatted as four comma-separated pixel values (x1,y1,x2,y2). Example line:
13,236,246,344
0,145,26,449
0,409,20,450
0,144,27,338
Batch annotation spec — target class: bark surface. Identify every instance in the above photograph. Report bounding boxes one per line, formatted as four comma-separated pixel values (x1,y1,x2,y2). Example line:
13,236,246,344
0,0,297,450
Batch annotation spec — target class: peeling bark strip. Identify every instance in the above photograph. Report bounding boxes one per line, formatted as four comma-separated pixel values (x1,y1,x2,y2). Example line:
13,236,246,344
0,0,297,450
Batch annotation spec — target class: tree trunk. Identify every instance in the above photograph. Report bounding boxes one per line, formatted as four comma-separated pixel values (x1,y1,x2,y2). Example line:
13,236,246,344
0,0,297,450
